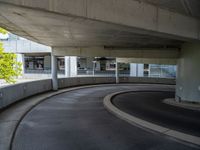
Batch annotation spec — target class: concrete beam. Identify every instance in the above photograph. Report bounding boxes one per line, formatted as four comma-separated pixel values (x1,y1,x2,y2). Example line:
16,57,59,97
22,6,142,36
0,0,199,41
52,47,180,59
117,58,177,65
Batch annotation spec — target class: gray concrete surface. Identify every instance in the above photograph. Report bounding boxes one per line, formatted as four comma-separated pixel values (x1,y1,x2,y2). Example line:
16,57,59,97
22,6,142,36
0,0,199,50
0,0,200,103
0,84,117,150
164,98,200,111
0,77,175,109
10,84,199,150
112,91,200,136
107,91,200,145
176,43,200,103
0,79,52,109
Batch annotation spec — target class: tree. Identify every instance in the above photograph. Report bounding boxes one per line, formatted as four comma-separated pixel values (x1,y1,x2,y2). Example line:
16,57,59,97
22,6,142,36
0,27,22,83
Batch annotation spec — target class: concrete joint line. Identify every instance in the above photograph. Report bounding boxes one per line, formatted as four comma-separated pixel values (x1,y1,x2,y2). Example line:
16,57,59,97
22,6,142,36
103,91,200,146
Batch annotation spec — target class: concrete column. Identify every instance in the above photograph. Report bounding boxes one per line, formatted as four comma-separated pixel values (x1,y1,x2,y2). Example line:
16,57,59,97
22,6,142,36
51,54,58,90
130,63,144,77
138,64,144,77
70,56,77,77
64,56,77,77
176,43,200,103
65,56,70,77
130,63,137,77
115,61,119,84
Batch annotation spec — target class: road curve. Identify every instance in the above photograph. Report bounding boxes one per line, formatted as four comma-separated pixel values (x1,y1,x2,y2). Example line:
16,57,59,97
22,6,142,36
12,84,199,150
112,91,200,137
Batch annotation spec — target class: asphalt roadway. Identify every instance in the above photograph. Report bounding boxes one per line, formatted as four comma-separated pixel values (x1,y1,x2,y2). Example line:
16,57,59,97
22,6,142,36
12,84,200,150
112,91,200,137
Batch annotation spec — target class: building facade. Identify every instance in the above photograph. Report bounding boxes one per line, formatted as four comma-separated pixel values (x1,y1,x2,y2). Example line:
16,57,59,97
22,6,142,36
0,33,176,79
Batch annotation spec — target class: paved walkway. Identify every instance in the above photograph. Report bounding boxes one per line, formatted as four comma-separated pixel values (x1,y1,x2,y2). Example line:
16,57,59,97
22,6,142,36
11,84,199,150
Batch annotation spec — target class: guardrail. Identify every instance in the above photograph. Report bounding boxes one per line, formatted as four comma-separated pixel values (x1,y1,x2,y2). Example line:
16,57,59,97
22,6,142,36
0,79,52,109
0,77,175,110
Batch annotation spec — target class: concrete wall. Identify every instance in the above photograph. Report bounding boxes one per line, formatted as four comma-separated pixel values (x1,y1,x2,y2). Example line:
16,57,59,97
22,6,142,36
176,43,200,102
120,77,175,85
58,77,116,89
0,79,52,109
0,77,175,110
3,38,51,53
1,0,199,41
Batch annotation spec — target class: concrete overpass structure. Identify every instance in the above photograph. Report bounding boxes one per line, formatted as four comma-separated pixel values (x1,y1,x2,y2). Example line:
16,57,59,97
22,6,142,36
0,0,200,102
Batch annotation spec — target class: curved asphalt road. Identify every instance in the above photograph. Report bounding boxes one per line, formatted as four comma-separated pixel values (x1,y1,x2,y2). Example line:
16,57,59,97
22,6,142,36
12,84,199,150
112,91,200,137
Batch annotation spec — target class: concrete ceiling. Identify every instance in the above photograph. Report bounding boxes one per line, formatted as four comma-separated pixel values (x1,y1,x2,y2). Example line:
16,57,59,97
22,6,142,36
141,0,200,19
0,0,199,51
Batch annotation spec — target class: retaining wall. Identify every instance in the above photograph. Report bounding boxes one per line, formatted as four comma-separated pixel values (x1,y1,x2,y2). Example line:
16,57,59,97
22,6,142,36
0,77,175,109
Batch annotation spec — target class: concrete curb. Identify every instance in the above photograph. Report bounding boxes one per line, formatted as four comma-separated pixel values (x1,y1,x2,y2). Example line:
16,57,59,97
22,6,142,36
163,98,200,111
103,91,200,146
0,84,119,150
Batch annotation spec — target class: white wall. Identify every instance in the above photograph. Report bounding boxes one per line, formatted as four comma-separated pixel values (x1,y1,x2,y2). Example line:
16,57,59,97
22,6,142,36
130,63,144,77
65,56,77,77
2,37,51,53
130,63,137,77
70,57,77,77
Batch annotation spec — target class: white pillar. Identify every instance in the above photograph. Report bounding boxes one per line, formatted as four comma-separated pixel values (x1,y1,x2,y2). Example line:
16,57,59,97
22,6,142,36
65,56,77,77
93,61,95,76
65,56,70,77
130,63,144,77
130,63,137,77
115,61,119,84
138,64,144,77
51,54,58,90
70,56,77,77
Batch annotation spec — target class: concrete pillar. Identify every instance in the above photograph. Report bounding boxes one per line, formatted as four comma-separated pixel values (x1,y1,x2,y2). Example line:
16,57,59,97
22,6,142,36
130,63,144,77
51,54,58,90
93,61,96,76
138,64,144,77
65,56,70,77
70,56,77,77
130,63,137,77
115,61,119,84
176,43,200,103
64,56,77,77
